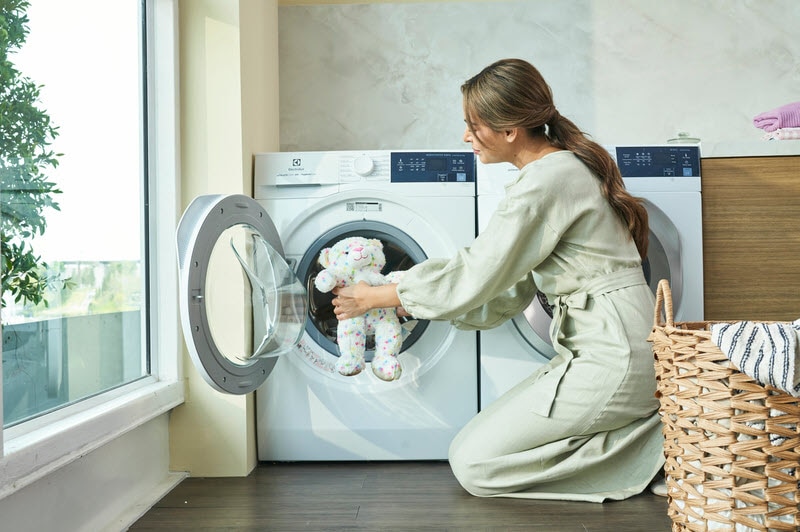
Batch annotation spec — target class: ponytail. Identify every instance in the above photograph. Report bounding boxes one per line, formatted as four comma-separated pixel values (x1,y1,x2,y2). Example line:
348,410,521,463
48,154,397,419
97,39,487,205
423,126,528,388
547,114,649,260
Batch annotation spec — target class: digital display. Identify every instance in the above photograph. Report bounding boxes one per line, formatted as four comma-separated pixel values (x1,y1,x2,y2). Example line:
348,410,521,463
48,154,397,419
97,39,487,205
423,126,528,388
426,158,447,171
390,152,475,183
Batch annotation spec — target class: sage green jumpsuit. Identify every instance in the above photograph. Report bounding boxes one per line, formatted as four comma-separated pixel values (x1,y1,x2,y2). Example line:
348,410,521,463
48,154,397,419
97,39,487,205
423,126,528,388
396,151,664,502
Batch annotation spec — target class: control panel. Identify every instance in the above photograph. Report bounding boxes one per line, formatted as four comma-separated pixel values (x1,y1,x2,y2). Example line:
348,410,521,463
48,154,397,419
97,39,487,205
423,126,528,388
390,151,475,183
614,145,701,178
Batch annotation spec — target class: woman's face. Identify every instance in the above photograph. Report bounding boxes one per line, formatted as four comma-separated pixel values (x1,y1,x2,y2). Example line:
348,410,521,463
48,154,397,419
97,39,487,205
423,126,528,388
462,116,508,165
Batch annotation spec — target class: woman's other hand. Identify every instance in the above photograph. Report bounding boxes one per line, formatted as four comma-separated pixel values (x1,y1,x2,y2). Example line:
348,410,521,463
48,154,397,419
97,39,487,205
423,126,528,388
332,281,372,320
332,281,408,321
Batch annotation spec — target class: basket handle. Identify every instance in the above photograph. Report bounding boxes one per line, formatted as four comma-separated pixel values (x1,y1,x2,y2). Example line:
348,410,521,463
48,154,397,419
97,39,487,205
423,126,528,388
654,279,674,328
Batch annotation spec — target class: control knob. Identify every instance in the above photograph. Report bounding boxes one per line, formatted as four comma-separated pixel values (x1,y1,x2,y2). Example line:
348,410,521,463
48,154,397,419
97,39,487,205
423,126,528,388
353,155,375,177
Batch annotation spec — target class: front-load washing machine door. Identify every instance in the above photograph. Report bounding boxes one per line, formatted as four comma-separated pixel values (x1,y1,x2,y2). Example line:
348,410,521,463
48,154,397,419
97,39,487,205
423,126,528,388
176,194,307,394
511,291,558,359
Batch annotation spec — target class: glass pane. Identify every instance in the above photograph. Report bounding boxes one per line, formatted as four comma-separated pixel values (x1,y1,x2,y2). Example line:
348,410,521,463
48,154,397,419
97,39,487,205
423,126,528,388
206,224,306,366
206,226,253,365
1,1,145,426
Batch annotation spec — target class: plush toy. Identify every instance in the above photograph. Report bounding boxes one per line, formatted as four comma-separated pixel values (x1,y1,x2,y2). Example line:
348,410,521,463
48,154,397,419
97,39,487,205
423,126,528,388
314,236,403,381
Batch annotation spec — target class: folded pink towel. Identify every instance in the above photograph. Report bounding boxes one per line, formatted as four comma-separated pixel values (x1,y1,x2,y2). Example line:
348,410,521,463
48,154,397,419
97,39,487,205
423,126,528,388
753,101,800,132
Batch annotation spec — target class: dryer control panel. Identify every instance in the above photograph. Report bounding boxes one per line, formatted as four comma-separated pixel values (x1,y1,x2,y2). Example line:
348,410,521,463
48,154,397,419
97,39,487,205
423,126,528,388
390,151,475,183
614,145,701,178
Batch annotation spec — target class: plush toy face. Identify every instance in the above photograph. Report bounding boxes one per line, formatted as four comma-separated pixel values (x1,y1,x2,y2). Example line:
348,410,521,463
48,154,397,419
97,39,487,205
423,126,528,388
317,237,386,276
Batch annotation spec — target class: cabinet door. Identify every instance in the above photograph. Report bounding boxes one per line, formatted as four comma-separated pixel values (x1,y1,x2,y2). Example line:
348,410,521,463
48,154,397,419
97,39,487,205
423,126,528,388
702,156,800,320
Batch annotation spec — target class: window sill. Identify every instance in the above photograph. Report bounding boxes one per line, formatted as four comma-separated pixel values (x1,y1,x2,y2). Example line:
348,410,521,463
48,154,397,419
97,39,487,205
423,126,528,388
0,378,183,500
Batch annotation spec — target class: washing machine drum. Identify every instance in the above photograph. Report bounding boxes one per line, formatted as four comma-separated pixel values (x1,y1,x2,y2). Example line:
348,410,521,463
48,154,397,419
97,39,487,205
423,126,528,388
294,220,430,361
513,224,673,359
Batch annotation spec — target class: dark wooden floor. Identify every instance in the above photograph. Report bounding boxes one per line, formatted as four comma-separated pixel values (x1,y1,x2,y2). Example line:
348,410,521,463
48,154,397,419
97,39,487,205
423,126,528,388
131,461,671,531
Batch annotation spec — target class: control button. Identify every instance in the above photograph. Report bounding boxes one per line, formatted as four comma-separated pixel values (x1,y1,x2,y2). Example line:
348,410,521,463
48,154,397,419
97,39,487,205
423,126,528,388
353,155,375,177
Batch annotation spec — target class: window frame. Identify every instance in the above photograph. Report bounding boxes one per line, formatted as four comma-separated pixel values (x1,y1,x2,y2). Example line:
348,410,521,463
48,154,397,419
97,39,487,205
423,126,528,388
0,0,183,500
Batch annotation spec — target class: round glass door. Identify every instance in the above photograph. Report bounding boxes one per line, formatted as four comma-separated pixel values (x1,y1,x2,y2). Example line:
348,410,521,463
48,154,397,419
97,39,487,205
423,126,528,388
176,194,306,394
512,291,558,359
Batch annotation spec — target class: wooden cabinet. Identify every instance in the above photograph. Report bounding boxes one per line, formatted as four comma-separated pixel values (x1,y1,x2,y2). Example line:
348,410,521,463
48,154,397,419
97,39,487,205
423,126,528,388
701,156,800,320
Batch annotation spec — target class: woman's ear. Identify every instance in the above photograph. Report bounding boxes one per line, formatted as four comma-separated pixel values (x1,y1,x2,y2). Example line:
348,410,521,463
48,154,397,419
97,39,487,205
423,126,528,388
504,128,519,143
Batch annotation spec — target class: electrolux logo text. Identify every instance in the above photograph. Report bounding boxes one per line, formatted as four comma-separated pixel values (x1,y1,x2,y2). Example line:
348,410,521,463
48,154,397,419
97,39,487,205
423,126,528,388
290,158,304,171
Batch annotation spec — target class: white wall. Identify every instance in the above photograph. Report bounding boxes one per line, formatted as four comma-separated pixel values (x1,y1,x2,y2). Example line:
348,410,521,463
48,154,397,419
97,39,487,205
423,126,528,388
277,0,800,151
0,417,183,532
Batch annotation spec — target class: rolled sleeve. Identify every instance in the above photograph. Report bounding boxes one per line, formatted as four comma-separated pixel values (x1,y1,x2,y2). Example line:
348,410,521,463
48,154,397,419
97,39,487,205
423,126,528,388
397,175,563,321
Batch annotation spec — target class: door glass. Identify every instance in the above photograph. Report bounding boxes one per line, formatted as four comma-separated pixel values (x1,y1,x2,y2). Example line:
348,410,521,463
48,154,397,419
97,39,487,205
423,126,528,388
206,224,306,367
513,294,557,359
526,291,555,346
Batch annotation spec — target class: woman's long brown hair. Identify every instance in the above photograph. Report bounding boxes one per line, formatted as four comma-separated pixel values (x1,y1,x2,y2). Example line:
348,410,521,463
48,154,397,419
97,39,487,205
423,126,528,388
462,58,649,259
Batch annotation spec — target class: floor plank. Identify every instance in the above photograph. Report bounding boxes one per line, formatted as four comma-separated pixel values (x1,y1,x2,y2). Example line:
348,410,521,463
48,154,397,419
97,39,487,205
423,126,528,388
131,461,671,531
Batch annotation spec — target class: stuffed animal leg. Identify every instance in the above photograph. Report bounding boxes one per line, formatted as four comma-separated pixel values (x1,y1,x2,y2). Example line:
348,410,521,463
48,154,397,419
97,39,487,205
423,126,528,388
335,316,367,376
368,308,403,381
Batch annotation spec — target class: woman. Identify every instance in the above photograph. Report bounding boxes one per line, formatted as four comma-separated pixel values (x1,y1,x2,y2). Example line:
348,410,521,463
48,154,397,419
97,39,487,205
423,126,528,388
331,58,664,502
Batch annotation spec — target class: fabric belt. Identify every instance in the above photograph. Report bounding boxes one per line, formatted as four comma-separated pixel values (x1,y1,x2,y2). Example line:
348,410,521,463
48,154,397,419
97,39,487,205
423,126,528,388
531,267,646,417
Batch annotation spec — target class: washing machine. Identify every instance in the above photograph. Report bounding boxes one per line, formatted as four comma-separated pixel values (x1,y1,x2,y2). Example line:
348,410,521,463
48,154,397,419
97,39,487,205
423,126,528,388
477,145,703,408
176,150,479,461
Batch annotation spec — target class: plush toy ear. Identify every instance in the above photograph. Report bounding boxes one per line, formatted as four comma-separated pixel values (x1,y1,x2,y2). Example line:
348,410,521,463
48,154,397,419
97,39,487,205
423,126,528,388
318,248,331,268
367,239,386,270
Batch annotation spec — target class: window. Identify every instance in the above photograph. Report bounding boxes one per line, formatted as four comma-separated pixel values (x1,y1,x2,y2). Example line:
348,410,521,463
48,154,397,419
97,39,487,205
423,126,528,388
0,0,181,496
2,0,147,426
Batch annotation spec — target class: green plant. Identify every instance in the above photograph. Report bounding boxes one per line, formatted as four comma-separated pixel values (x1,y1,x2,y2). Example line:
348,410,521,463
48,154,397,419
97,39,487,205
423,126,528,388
0,0,62,309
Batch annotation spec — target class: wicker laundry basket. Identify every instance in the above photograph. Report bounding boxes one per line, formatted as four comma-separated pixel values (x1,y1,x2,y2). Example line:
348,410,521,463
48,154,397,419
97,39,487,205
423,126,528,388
649,279,800,531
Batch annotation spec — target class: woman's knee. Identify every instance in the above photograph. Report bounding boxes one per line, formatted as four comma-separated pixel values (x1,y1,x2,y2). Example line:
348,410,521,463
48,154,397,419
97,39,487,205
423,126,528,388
448,433,498,497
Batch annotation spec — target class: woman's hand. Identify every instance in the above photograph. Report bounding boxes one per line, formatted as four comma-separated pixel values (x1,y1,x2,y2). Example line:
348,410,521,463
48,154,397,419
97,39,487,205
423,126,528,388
332,281,409,321
331,281,372,320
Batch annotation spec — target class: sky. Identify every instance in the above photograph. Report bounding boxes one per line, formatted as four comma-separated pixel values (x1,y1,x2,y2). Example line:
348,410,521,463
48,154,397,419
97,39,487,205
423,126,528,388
13,0,143,262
